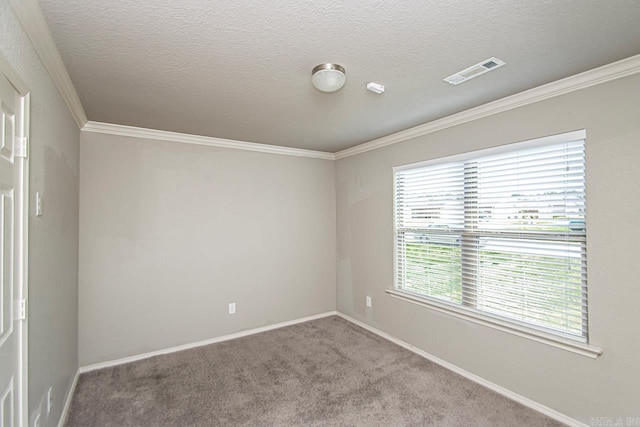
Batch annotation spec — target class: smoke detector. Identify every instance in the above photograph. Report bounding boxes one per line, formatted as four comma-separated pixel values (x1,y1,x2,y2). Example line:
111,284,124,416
443,57,505,85
366,82,385,94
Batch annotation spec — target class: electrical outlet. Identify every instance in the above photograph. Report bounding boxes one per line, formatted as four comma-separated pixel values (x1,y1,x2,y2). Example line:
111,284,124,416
366,296,372,308
228,303,236,314
47,387,53,414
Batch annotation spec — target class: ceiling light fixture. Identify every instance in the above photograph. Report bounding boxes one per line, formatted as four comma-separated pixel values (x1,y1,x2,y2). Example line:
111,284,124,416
311,63,346,93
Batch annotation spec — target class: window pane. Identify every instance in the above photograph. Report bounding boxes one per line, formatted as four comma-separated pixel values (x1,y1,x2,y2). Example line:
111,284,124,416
400,231,462,304
472,237,586,336
473,142,586,233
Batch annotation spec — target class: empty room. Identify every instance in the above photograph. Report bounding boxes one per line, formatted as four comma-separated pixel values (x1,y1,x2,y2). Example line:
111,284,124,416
1,0,639,426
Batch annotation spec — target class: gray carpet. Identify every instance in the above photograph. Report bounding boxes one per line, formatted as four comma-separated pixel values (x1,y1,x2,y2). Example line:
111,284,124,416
66,316,565,426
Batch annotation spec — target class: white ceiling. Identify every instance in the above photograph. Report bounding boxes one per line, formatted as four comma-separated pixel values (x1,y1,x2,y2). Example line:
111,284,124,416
38,0,640,152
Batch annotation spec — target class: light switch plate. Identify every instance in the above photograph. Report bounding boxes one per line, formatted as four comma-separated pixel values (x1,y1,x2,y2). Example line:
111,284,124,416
35,192,43,216
47,387,53,414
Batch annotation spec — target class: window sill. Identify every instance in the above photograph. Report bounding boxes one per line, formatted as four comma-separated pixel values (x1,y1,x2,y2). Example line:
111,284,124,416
385,289,602,359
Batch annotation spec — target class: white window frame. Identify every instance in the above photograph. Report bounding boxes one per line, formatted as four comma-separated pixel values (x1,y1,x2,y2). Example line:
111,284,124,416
390,130,602,358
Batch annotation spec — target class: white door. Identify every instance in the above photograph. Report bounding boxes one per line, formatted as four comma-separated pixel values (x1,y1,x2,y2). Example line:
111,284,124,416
0,67,26,427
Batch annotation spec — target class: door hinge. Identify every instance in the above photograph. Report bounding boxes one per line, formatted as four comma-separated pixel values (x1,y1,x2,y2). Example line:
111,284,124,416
15,136,28,158
17,298,26,320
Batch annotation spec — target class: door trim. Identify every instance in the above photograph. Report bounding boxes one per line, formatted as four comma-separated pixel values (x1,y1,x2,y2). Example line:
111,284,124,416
0,51,30,427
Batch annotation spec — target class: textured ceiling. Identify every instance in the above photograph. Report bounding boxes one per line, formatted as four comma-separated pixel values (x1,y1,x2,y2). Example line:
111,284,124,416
38,0,640,152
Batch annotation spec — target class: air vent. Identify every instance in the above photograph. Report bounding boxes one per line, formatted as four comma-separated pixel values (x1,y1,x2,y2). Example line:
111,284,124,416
444,57,505,85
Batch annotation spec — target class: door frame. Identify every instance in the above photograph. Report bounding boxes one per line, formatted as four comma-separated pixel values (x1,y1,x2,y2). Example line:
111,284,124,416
0,52,30,427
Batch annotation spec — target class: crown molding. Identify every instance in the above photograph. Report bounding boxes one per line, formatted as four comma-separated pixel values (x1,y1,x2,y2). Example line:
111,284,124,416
9,0,639,159
82,121,336,160
335,54,640,160
10,0,87,129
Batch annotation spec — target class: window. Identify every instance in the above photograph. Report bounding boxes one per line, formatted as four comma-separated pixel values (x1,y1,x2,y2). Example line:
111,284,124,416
393,131,588,343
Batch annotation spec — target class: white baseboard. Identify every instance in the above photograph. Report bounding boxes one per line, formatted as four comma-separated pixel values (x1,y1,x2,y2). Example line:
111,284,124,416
72,310,584,426
336,312,586,427
79,311,338,373
57,369,79,427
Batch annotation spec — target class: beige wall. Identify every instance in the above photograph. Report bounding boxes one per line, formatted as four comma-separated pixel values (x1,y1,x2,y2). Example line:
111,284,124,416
336,74,640,423
0,1,80,426
79,132,336,365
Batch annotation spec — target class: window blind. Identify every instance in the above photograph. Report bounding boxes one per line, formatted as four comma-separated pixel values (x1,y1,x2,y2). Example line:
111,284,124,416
394,135,587,341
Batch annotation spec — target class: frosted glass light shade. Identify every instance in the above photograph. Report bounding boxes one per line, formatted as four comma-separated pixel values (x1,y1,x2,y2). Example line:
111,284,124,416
311,64,346,92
